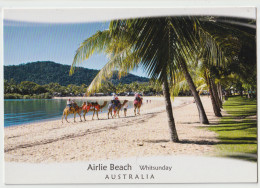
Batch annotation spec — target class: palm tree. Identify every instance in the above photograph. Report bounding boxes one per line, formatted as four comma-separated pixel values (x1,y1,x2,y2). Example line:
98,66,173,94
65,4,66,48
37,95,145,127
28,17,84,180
205,68,222,117
178,57,209,123
70,17,207,142
70,16,254,141
192,17,254,117
70,17,207,141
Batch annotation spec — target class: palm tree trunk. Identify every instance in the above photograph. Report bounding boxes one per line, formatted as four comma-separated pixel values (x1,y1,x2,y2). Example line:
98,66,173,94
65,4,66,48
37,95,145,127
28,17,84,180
162,75,179,142
208,77,222,117
212,79,222,109
217,83,223,102
216,83,222,108
216,83,223,108
216,83,221,102
180,62,209,124
240,90,243,97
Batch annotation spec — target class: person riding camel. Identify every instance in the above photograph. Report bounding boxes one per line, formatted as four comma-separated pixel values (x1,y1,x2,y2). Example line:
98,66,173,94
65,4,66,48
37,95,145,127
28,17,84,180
134,93,142,103
111,93,118,104
71,100,76,109
111,93,120,115
67,99,72,111
82,101,87,111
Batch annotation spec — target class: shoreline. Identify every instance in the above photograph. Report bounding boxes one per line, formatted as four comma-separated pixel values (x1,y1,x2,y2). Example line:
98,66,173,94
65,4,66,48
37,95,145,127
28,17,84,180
4,96,220,163
4,105,137,129
4,96,189,129
53,96,166,101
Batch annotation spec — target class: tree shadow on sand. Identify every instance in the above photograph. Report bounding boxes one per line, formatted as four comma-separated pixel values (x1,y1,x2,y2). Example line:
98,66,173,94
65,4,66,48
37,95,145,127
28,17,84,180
179,138,256,145
142,137,257,145
142,138,257,162
198,97,257,162
144,139,169,143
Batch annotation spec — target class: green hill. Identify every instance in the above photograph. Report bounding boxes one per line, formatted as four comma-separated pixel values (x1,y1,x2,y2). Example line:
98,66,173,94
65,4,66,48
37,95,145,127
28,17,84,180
4,61,149,86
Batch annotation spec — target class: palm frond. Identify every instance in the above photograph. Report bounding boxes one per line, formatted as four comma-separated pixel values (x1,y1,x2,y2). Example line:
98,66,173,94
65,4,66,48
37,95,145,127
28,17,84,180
86,48,140,94
70,30,111,75
196,21,242,68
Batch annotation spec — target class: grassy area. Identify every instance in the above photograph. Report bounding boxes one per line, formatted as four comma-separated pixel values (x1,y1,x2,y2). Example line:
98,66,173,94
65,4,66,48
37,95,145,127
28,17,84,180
208,96,257,162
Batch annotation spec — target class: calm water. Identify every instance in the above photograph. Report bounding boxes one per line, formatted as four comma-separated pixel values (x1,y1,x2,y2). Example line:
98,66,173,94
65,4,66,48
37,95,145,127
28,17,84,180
4,99,133,127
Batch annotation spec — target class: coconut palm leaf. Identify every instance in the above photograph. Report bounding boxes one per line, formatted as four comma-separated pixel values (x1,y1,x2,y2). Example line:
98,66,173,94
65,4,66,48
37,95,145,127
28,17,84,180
86,49,140,94
70,30,111,75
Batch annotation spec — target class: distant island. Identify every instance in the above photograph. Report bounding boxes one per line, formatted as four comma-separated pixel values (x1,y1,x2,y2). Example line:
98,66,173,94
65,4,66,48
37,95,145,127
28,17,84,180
4,61,165,99
4,61,149,86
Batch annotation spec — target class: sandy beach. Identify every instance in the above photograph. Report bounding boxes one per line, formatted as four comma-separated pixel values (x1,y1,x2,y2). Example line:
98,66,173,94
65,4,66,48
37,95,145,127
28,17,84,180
5,96,220,163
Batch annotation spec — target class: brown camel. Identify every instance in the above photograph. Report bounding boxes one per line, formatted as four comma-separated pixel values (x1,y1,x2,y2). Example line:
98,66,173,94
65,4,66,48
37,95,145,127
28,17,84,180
134,98,143,116
62,102,83,123
108,100,128,119
82,101,107,120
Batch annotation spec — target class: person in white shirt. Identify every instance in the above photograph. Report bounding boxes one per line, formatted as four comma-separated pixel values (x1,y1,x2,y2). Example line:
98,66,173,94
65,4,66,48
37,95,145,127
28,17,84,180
112,93,116,100
111,93,119,107
67,99,71,106
123,102,128,117
67,99,72,111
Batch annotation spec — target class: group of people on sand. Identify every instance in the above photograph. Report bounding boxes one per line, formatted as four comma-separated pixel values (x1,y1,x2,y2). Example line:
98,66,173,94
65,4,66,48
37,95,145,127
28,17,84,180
66,92,143,117
111,93,142,116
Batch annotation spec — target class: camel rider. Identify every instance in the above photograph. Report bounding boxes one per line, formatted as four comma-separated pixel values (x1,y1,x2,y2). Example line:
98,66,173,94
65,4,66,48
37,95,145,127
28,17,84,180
71,100,76,109
114,96,120,106
111,93,118,105
112,94,120,105
111,93,120,114
135,93,142,103
67,99,72,111
112,93,116,100
111,93,116,107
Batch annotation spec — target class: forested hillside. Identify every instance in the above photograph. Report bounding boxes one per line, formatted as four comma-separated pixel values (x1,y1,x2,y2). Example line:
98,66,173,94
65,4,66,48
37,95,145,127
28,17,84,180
4,61,149,86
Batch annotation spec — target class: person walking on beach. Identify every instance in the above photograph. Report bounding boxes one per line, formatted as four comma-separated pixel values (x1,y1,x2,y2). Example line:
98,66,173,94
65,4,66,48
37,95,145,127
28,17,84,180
123,101,128,117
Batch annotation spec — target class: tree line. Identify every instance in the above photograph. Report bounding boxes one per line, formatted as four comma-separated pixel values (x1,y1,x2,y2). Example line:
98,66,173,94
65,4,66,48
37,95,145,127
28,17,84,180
4,79,170,99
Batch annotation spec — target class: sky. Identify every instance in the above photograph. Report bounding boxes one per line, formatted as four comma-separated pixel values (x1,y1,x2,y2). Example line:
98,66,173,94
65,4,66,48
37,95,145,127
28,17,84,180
4,20,148,77
3,8,256,78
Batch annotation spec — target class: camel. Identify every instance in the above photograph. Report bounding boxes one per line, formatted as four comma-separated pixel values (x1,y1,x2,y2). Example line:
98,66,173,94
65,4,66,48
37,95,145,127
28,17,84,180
134,98,143,116
82,101,107,120
62,102,83,123
108,100,128,119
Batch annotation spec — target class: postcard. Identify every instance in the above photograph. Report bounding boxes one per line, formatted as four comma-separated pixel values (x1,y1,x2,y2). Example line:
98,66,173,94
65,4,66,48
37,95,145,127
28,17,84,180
3,7,257,184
